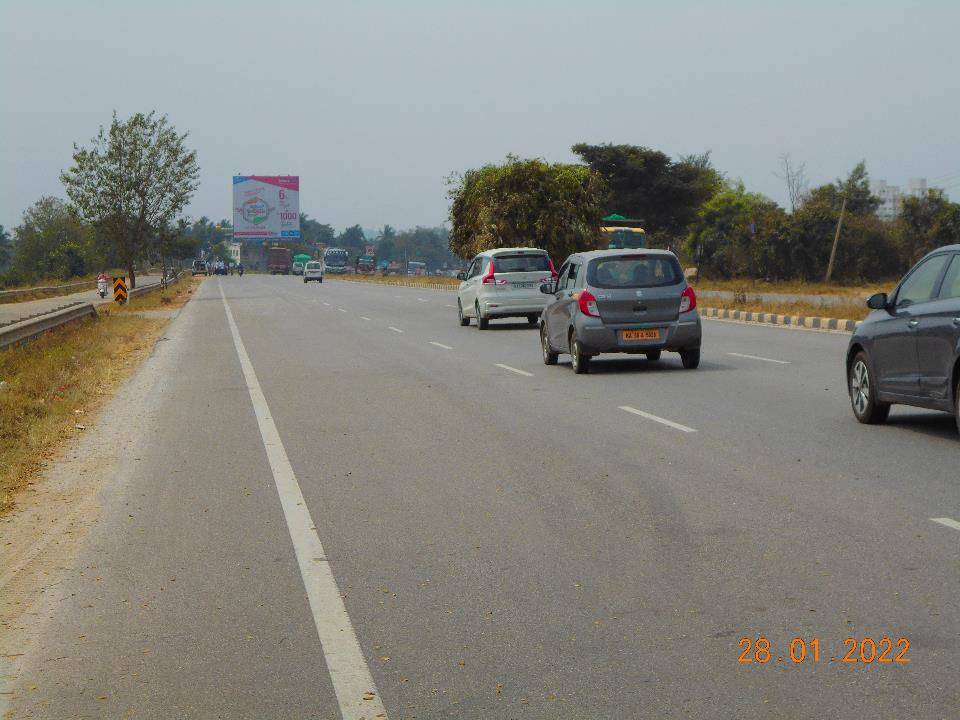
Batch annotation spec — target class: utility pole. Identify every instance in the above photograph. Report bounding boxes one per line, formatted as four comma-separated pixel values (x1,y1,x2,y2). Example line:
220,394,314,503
824,197,846,283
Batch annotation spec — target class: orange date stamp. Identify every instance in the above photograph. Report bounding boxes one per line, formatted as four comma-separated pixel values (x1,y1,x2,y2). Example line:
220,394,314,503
738,635,911,665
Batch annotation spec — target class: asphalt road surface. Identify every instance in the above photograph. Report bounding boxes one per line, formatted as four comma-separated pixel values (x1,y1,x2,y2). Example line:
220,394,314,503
9,275,959,719
0,275,163,326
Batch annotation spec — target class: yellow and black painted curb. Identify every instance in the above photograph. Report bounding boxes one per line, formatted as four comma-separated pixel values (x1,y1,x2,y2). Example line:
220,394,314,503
699,306,860,333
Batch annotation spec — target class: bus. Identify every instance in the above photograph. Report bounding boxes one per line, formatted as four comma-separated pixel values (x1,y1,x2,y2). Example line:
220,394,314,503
323,247,350,274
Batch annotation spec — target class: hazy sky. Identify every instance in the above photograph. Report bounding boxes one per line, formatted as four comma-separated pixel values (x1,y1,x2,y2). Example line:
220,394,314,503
2,0,959,233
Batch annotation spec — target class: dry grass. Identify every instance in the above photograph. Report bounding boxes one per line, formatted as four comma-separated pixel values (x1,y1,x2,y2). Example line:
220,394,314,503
112,274,203,313
695,277,894,299
703,297,869,321
331,273,460,288
0,297,180,513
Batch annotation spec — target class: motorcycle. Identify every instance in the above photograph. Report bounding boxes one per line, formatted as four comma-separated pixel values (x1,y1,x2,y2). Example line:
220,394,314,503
238,266,244,277
97,278,108,298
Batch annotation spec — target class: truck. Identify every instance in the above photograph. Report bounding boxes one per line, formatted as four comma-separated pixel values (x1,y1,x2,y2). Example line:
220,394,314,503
356,254,376,274
268,247,293,275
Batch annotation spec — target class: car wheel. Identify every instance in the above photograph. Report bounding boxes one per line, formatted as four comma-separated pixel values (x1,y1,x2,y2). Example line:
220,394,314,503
645,350,662,361
541,325,558,365
849,352,890,424
476,303,489,330
527,314,539,325
680,348,700,369
570,332,590,374
458,300,469,326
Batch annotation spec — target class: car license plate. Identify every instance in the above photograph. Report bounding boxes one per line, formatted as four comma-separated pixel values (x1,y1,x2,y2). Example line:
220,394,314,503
621,328,660,341
512,282,533,288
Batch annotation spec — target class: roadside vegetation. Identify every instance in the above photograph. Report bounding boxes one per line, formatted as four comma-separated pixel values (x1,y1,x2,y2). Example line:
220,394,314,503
0,276,201,513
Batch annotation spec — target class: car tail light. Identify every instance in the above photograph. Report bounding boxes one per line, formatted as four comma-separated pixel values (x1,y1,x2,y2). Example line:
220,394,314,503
481,261,506,285
548,258,558,280
680,286,697,313
577,290,600,317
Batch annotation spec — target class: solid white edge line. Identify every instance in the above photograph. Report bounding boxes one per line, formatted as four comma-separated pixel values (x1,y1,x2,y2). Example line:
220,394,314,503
618,405,698,433
495,363,534,377
727,352,791,365
219,281,387,720
429,341,453,350
388,326,404,333
931,517,960,532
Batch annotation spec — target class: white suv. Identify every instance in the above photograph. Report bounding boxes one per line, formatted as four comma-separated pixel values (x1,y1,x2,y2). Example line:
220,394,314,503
456,248,556,329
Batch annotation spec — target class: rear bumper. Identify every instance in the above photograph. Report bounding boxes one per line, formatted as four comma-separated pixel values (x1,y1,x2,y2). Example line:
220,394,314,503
576,313,702,353
480,297,547,317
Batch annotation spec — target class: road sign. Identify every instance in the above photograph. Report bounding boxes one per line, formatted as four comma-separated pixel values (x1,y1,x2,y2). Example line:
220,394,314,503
113,276,127,304
232,176,300,239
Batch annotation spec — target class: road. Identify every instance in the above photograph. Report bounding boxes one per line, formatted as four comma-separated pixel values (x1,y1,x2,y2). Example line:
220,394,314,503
7,274,959,719
0,275,164,326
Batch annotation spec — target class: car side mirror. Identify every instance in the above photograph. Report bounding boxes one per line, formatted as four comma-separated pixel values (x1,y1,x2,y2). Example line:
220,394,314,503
540,283,554,294
866,292,888,310
456,272,467,281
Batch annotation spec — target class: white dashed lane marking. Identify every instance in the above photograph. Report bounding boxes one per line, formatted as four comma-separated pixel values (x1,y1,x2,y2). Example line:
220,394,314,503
618,406,697,433
932,517,960,532
337,308,348,313
388,326,404,333
429,341,453,350
496,363,533,377
359,316,371,321
728,352,791,365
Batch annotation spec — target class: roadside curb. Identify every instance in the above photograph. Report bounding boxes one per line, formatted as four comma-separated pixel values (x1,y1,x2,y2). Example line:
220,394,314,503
699,306,861,332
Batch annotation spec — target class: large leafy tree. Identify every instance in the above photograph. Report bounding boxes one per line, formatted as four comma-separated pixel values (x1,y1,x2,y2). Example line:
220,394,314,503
336,225,367,255
572,143,723,244
896,190,960,265
60,111,199,287
300,214,335,246
10,197,95,281
447,155,606,261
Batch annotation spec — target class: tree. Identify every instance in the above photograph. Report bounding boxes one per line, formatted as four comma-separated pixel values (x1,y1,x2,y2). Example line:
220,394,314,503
60,111,199,288
896,191,960,264
571,143,723,244
837,160,879,214
336,225,367,256
0,225,11,272
448,155,606,260
774,154,809,212
10,197,95,281
300,214,335,246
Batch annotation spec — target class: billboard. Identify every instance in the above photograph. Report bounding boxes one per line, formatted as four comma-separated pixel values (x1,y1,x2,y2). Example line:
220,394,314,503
232,176,300,239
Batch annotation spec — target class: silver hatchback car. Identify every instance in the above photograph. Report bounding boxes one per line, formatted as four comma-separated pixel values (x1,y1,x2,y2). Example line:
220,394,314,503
539,249,702,373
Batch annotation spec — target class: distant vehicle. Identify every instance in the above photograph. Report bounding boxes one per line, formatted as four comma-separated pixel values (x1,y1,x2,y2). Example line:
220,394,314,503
356,254,376,274
324,248,350,274
191,259,207,276
456,248,556,329
605,227,647,250
846,244,960,434
303,261,324,283
268,247,293,275
292,261,305,276
407,261,427,276
539,249,701,373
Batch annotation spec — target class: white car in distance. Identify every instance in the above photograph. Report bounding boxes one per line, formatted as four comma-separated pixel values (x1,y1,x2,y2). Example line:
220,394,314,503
303,261,325,283
457,247,556,329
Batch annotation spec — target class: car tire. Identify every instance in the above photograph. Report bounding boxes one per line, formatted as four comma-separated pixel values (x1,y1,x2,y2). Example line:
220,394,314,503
645,350,662,361
849,352,890,424
570,332,590,374
541,325,558,365
527,314,539,325
458,300,470,326
680,348,700,369
476,303,488,330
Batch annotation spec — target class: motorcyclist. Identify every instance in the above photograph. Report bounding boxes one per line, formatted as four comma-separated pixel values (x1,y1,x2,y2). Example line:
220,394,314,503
237,262,245,276
97,271,109,283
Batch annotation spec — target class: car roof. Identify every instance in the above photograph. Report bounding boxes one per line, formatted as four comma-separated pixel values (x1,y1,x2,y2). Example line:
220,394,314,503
479,247,547,257
569,248,679,262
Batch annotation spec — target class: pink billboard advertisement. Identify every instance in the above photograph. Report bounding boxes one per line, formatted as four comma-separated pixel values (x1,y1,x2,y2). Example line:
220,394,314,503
232,176,300,239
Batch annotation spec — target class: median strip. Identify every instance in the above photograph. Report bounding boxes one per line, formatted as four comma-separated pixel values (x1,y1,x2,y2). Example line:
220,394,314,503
618,406,697,433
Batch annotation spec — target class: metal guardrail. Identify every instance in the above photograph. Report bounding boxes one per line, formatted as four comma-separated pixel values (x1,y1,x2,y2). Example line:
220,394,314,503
0,303,98,350
0,279,93,299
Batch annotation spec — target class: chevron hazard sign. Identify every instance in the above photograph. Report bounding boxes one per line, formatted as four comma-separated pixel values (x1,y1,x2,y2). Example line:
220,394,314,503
113,276,127,304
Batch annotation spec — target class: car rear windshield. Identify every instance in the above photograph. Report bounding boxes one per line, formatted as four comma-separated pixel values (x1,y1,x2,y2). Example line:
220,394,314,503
306,263,321,269
587,255,682,288
491,253,550,273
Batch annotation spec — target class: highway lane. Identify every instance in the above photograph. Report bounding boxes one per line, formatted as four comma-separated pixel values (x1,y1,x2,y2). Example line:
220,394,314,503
10,274,958,719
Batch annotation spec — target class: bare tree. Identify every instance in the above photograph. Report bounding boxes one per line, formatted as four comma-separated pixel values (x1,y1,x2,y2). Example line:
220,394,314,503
774,153,809,212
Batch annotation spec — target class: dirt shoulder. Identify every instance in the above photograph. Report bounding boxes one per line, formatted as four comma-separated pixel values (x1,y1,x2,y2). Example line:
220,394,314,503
0,277,204,711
